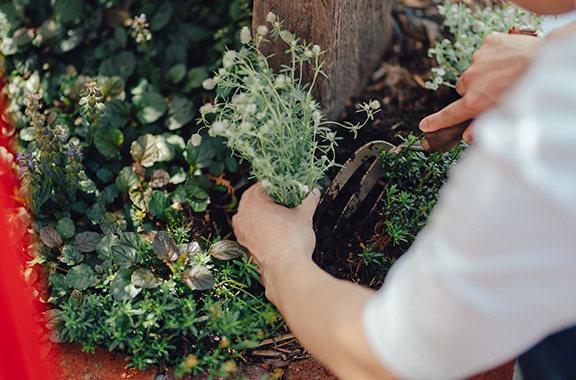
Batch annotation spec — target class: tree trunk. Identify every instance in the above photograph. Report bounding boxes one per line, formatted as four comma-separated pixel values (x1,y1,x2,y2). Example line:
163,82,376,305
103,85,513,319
252,0,394,120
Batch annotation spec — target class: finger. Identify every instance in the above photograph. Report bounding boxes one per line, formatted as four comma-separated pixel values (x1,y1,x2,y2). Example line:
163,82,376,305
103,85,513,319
462,122,474,144
419,98,477,133
299,188,321,214
237,182,271,212
455,75,466,96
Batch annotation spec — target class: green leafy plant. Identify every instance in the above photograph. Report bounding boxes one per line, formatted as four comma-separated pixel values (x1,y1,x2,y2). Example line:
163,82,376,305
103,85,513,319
46,227,282,375
427,1,541,89
358,135,463,284
196,13,381,207
4,0,292,375
380,135,463,251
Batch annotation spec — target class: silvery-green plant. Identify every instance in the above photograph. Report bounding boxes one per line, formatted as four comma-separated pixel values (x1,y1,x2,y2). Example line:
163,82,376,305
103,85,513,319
195,12,380,208
427,1,541,89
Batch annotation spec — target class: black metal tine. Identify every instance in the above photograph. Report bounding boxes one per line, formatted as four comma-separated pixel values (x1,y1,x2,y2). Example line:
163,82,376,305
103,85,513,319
333,158,387,231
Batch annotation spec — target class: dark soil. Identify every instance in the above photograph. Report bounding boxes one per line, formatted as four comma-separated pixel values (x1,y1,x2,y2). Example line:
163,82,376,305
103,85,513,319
313,1,458,288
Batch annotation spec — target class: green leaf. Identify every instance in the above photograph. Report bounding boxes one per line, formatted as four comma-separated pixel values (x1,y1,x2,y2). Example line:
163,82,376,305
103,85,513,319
182,265,215,291
56,217,75,239
185,138,201,166
168,63,187,83
98,51,136,79
96,234,121,260
74,232,101,253
96,168,114,183
100,76,125,99
184,176,211,212
54,0,84,24
187,67,208,88
87,203,106,224
61,245,83,266
100,213,127,235
169,167,187,185
39,226,63,248
131,268,161,289
150,2,173,31
111,244,139,269
102,99,130,128
154,135,176,162
148,191,171,218
134,92,167,124
153,231,179,263
115,167,139,193
210,240,247,261
49,273,70,301
167,96,195,130
95,127,124,158
130,134,159,167
110,269,141,301
129,187,153,211
66,264,98,290
98,184,119,206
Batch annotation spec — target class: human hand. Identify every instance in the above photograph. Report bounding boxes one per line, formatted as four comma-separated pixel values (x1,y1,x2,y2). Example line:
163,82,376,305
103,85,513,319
420,33,542,143
232,183,320,287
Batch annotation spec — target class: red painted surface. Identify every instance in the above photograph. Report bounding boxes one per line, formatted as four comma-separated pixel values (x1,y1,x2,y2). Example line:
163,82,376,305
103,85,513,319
0,79,59,380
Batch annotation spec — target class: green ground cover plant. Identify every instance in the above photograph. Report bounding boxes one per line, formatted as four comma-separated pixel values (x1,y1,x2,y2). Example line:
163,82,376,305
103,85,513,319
357,135,464,286
2,0,288,376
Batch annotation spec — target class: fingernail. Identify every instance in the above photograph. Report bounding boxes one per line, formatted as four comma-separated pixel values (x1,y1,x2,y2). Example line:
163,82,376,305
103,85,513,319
419,118,428,131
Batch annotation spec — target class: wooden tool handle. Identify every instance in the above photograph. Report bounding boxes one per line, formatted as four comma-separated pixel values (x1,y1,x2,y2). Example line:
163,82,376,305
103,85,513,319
421,120,471,154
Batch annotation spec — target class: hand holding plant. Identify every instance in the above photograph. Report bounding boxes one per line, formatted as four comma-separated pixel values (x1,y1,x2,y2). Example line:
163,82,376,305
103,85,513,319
196,13,380,208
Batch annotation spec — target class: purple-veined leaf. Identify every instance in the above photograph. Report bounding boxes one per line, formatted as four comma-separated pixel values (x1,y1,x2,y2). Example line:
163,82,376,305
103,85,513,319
39,226,63,248
210,240,247,260
153,231,180,263
182,265,215,291
74,231,102,252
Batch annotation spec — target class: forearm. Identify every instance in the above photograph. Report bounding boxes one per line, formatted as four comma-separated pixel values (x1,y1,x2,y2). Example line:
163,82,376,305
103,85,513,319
263,253,397,380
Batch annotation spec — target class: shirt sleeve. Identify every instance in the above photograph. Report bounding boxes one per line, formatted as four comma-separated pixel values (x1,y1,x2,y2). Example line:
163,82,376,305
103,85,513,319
362,29,576,380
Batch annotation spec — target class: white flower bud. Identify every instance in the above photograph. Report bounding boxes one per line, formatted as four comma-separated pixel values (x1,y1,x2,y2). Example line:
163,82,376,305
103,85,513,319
312,45,321,55
240,26,251,45
200,103,215,115
279,30,293,43
275,75,286,88
190,133,202,146
259,124,270,134
261,179,272,188
240,122,251,132
265,12,276,23
312,110,322,122
210,121,226,135
370,100,381,110
202,78,216,90
245,103,257,114
257,25,268,36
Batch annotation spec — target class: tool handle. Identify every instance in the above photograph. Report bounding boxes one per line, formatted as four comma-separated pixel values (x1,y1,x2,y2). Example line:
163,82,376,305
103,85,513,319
421,120,471,153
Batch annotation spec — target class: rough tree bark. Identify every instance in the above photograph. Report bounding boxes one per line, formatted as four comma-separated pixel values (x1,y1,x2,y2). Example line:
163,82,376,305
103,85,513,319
252,0,394,120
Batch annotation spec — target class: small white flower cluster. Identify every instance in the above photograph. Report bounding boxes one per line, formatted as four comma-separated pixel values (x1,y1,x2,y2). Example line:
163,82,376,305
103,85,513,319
193,15,380,207
427,1,541,90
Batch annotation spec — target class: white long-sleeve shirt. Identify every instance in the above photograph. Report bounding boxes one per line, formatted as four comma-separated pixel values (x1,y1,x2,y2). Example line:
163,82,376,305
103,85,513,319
363,26,576,380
